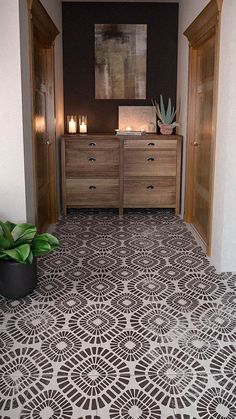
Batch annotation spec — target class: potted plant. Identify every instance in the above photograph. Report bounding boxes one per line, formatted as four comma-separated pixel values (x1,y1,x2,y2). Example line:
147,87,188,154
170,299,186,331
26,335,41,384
152,95,178,135
0,221,59,299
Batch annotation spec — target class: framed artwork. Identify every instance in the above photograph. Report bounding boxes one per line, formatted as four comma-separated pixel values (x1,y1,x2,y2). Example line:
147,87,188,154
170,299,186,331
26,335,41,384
95,24,147,99
119,106,156,132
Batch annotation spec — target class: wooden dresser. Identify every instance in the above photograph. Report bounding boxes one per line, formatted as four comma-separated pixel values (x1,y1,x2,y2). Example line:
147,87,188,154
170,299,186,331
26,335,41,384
61,134,182,215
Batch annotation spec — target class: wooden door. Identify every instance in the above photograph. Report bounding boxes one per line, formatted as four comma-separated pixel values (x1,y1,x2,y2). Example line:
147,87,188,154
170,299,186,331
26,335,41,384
184,0,222,254
34,36,51,230
192,36,215,241
29,0,59,232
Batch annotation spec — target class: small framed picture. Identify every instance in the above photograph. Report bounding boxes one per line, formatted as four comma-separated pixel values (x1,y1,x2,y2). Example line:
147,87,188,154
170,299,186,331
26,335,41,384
119,106,156,132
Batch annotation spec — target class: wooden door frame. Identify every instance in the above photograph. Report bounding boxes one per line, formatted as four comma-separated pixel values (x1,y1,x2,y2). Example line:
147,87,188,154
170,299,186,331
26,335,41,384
28,0,59,230
184,0,222,254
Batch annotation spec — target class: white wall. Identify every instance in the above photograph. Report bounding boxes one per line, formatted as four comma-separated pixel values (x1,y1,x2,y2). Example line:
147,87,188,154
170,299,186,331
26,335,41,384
177,0,236,272
0,0,28,222
211,0,236,272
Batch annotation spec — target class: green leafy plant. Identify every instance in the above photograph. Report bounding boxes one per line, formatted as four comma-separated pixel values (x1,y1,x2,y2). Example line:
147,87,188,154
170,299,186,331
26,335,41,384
152,95,178,126
0,221,59,264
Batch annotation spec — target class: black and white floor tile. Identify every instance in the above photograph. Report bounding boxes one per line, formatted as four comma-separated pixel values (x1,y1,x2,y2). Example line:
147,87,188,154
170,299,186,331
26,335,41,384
0,208,235,418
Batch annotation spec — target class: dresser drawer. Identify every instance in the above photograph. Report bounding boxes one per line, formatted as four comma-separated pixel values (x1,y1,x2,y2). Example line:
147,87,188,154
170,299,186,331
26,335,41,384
66,149,119,177
65,137,119,149
124,139,177,149
66,179,119,207
124,149,176,177
124,178,176,207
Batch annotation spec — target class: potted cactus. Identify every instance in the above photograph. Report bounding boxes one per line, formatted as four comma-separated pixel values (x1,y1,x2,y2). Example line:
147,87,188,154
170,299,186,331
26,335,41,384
152,95,178,134
0,221,59,299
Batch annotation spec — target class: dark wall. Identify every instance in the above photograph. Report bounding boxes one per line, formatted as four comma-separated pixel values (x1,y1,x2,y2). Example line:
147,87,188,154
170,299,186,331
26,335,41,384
62,2,179,133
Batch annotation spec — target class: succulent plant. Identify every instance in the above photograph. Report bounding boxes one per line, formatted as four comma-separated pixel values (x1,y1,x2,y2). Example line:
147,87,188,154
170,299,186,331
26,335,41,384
152,95,177,126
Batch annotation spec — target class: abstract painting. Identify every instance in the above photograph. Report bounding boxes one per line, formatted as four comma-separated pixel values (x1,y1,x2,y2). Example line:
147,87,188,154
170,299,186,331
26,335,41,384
95,24,147,99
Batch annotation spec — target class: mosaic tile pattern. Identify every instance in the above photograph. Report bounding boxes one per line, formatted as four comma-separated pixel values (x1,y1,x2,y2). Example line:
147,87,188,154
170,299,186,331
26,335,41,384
0,208,235,419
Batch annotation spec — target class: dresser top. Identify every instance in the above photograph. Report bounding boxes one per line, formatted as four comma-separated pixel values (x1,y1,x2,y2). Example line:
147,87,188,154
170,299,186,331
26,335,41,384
62,133,182,140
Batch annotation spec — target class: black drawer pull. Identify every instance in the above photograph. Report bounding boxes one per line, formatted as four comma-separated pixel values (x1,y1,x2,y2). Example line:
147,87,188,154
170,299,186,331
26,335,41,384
147,185,154,190
147,157,155,162
148,142,155,147
89,157,96,162
89,185,96,190
89,142,96,146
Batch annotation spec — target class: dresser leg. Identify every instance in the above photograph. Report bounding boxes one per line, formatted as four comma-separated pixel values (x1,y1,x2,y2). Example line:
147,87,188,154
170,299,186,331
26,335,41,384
119,207,123,216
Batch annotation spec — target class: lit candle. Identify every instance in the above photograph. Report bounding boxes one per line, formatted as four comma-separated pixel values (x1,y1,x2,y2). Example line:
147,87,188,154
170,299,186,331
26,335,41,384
126,126,132,131
80,122,87,133
68,116,76,133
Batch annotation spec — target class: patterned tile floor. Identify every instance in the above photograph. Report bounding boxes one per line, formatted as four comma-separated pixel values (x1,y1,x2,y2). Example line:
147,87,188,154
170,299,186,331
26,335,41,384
0,209,236,419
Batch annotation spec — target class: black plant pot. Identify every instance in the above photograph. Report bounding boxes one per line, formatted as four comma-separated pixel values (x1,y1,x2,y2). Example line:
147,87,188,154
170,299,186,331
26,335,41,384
0,259,37,299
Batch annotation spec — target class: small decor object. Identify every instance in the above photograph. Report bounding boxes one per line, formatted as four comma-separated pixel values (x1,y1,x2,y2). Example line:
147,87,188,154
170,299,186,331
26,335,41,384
152,95,178,135
119,106,156,133
115,129,145,136
67,115,77,134
79,115,87,133
95,24,147,99
0,221,59,299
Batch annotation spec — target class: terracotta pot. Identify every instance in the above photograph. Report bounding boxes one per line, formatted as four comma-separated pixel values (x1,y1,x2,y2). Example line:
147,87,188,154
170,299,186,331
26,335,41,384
0,259,37,299
160,124,173,135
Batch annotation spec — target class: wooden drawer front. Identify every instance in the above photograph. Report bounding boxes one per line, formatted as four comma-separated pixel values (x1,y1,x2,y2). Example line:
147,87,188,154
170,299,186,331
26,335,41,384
124,178,176,207
65,138,119,149
66,179,119,206
124,139,177,149
124,149,176,177
66,149,119,177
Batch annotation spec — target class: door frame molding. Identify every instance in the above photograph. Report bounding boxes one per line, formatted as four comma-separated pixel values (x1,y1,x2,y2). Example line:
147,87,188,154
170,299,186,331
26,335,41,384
184,0,222,254
28,0,59,230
